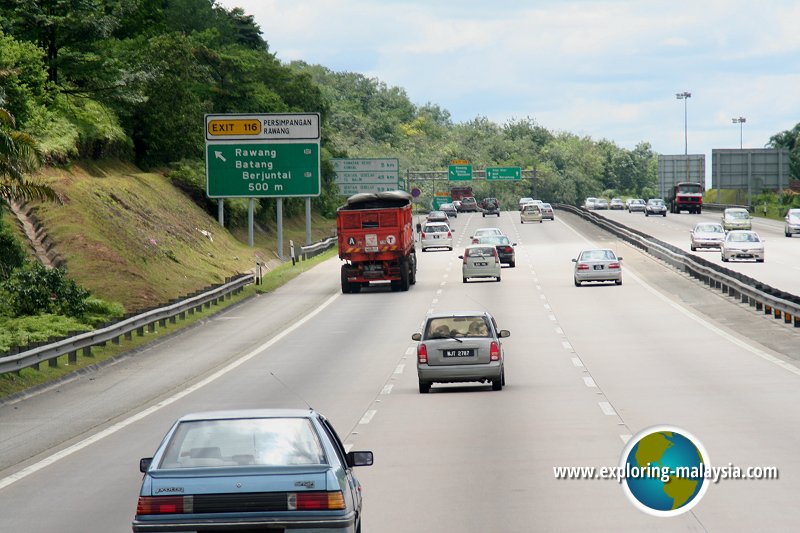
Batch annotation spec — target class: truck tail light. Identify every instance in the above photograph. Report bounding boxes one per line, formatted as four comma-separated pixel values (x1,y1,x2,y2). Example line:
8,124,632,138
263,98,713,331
490,342,500,361
137,496,188,515
290,491,346,511
609,263,620,269
418,343,428,364
577,263,590,270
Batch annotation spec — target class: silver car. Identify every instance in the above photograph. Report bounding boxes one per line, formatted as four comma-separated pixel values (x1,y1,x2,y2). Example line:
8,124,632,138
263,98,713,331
412,312,510,393
460,245,501,282
420,222,453,251
594,198,609,209
645,199,667,216
690,222,725,251
628,199,646,212
572,248,623,286
471,227,504,243
540,202,555,220
721,230,765,262
721,208,751,231
784,208,800,237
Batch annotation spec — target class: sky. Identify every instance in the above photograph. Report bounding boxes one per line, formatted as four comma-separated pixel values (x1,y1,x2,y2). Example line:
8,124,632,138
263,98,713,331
217,0,800,178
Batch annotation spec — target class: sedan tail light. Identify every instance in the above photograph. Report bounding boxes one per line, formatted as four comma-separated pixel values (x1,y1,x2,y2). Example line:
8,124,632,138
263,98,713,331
418,343,428,364
608,263,620,269
137,496,187,515
290,491,346,511
577,263,590,271
503,246,513,253
490,342,500,361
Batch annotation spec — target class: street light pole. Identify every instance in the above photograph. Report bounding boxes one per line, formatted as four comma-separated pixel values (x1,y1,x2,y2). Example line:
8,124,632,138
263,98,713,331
732,116,746,149
676,91,692,184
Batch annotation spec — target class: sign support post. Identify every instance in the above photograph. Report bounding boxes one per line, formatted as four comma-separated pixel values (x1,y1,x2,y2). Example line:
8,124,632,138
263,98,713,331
247,198,254,247
277,198,284,260
305,197,312,245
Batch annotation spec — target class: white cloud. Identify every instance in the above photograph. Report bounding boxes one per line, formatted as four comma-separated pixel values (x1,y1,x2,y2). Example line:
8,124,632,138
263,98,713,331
217,0,800,162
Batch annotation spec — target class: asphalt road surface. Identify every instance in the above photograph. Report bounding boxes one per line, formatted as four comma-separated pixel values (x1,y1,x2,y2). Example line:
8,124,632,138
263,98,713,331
1,208,799,532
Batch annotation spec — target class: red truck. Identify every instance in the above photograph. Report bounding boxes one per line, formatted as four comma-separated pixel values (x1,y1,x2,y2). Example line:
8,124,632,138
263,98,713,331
668,182,704,214
337,191,417,293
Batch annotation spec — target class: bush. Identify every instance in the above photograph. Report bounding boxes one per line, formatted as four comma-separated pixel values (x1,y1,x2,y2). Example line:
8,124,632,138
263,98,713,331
0,218,26,281
0,314,93,353
2,263,89,317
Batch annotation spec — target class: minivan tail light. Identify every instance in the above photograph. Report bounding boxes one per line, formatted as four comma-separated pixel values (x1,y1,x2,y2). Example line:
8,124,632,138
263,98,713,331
495,251,500,264
418,343,428,364
490,342,500,361
447,231,452,238
421,232,426,239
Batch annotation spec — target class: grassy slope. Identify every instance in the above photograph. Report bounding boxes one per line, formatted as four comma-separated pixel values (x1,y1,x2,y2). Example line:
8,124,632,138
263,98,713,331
28,160,336,311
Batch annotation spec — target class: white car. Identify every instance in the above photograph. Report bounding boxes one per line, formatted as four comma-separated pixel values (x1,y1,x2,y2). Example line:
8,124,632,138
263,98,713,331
420,222,453,251
584,197,597,209
785,208,800,237
572,248,623,286
459,245,502,282
628,199,646,212
471,227,504,243
520,203,543,223
690,222,725,251
721,230,765,262
519,197,534,210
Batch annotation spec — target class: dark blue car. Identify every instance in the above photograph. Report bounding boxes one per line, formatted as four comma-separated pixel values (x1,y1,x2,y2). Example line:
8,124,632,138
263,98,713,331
133,409,373,532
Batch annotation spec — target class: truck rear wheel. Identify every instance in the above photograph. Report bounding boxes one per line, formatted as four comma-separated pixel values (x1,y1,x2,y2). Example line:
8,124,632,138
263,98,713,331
340,266,351,294
400,258,411,291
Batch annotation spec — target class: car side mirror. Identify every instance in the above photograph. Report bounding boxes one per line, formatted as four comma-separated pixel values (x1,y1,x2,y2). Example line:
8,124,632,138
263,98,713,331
498,330,510,338
512,243,517,246
458,255,464,259
411,333,421,341
140,458,153,473
347,451,374,467
571,258,577,263
617,257,623,261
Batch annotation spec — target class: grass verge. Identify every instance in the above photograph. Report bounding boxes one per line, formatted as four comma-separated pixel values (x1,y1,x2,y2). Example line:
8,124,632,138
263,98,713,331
0,248,338,401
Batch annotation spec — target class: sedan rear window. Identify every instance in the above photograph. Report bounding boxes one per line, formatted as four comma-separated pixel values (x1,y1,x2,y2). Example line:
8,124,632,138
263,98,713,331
580,250,616,261
425,316,491,338
159,418,325,468
424,225,449,233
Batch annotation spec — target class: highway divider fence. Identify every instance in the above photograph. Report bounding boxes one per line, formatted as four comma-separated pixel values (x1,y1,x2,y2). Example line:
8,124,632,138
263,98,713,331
556,204,800,328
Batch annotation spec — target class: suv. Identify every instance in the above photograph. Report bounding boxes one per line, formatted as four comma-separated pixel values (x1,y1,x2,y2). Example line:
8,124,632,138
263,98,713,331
481,197,500,217
458,196,479,212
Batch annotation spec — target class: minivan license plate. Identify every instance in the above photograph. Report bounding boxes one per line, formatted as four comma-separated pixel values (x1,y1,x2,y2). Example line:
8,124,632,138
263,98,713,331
444,349,475,358
474,262,487,266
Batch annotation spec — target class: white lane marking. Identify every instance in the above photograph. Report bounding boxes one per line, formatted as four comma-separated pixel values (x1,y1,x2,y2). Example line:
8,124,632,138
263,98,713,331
620,434,632,444
436,289,443,295
599,402,617,416
214,316,241,320
583,377,597,388
427,307,434,314
548,314,557,321
432,298,439,304
558,215,800,378
544,304,551,310
571,357,584,368
440,281,446,286
443,274,448,278
562,341,573,351
359,410,377,425
345,444,354,453
540,294,546,300
0,291,343,491
381,384,394,395
555,327,564,335
405,346,415,356
394,364,405,374
534,278,539,282
536,285,542,291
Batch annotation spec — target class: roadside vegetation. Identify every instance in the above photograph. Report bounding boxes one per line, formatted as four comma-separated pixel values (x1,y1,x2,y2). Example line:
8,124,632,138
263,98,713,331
1,1,798,363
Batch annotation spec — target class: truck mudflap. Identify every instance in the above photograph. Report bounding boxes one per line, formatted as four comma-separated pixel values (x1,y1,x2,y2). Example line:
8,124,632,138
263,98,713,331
340,256,413,293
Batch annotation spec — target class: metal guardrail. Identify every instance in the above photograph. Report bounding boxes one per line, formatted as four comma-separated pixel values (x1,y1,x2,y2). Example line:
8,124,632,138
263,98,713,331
0,274,254,375
300,237,337,260
557,204,800,327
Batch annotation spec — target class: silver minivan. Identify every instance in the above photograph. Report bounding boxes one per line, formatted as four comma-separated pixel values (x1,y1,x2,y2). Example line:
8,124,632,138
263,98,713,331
420,222,453,251
459,245,502,282
412,312,510,393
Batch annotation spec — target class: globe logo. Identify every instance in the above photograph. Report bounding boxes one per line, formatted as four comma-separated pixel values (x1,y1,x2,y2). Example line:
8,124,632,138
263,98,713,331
620,425,710,516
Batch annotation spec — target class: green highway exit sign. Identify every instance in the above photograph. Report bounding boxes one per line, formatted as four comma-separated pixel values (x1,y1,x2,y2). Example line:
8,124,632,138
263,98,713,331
486,166,521,180
448,164,473,181
205,113,321,198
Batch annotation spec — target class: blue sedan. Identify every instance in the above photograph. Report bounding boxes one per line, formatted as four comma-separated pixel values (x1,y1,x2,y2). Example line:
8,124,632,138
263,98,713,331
133,409,373,532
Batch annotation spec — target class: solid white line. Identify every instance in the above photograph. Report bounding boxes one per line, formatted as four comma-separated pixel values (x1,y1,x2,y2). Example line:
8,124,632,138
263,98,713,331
359,410,377,425
555,327,564,335
599,402,617,416
394,364,405,374
562,341,573,351
381,384,394,395
571,357,584,368
583,377,597,388
0,291,343,491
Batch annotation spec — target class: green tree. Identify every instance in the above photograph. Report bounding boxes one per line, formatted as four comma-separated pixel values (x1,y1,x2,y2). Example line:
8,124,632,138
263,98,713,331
768,123,800,182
